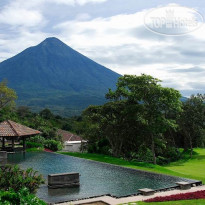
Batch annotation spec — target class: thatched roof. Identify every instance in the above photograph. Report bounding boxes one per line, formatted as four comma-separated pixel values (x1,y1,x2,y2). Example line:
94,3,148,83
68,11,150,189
0,120,41,137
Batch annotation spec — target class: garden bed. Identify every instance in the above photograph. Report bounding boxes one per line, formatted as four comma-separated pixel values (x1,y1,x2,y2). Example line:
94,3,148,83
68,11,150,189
145,190,205,202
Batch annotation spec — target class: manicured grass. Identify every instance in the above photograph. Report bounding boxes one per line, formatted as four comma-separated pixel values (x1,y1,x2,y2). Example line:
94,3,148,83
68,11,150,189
121,199,205,205
26,147,44,152
164,148,205,183
59,148,205,183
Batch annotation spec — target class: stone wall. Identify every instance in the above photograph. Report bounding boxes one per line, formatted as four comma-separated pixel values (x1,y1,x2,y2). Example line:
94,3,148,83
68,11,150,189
48,172,80,188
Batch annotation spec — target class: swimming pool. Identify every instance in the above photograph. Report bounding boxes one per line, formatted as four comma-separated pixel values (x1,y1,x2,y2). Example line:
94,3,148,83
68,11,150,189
7,152,199,203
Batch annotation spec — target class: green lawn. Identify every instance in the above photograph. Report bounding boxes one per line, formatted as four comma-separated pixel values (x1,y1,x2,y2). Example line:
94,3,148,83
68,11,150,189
26,147,44,152
120,199,205,205
59,148,205,183
164,148,205,183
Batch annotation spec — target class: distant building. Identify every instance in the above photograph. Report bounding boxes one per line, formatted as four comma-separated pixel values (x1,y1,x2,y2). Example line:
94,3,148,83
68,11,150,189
57,129,87,152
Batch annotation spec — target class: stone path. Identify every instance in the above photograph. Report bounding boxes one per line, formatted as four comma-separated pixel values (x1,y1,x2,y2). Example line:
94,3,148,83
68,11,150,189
56,185,205,205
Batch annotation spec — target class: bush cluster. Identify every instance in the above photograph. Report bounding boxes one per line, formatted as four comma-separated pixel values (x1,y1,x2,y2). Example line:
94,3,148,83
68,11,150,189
26,142,43,149
0,165,46,204
27,135,63,151
0,188,46,205
44,139,63,151
0,165,44,194
29,136,46,145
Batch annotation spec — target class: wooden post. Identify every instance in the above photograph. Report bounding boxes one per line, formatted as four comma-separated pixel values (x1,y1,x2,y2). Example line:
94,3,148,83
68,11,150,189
2,137,5,149
23,137,26,152
12,138,15,151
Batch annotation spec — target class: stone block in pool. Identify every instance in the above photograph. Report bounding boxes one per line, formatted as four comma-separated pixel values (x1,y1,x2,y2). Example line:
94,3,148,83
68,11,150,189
138,188,155,196
176,181,192,190
0,151,7,159
48,172,80,189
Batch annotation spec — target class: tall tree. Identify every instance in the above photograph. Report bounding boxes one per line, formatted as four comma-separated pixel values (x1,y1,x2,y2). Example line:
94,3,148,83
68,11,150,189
84,101,143,157
179,94,205,157
0,80,17,110
106,74,182,164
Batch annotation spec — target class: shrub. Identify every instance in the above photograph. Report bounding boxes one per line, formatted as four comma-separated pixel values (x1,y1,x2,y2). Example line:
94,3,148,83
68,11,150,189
137,145,153,162
28,135,46,145
87,139,111,155
130,145,153,162
0,165,45,193
163,147,181,162
97,139,111,155
87,142,98,153
26,142,43,149
156,156,170,165
44,139,62,151
0,188,46,205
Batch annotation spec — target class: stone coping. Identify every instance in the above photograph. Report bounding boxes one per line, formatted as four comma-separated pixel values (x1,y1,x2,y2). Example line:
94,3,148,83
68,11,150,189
54,181,202,205
55,185,205,205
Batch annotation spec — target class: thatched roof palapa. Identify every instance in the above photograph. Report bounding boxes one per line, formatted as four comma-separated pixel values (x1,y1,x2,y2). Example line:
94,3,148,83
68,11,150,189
0,120,41,137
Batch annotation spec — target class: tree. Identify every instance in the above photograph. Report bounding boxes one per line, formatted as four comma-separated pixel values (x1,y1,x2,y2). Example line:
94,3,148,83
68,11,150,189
179,94,205,157
83,100,144,157
106,74,182,164
39,108,54,120
17,106,31,118
0,80,17,110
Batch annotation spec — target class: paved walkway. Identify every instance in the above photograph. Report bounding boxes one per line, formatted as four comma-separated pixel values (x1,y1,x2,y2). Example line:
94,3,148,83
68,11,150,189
56,185,205,205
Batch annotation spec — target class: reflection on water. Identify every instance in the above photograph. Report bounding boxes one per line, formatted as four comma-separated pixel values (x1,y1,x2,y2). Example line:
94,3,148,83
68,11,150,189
48,186,81,197
7,152,197,203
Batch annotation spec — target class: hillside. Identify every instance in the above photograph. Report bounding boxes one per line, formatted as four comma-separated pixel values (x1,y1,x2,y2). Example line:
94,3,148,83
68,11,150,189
0,37,120,116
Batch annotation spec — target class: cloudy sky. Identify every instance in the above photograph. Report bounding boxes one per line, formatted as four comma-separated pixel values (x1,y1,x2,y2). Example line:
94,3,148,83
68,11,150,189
0,0,205,96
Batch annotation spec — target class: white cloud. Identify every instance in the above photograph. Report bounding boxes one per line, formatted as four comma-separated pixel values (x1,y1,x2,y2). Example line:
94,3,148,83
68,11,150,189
0,0,107,28
0,8,43,27
55,12,146,47
54,6,205,96
0,1,204,96
76,0,107,6
4,0,107,9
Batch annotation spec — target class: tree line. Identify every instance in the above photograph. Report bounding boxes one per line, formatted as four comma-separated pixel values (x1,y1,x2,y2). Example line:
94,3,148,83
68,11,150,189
0,80,80,151
76,75,205,164
0,75,205,164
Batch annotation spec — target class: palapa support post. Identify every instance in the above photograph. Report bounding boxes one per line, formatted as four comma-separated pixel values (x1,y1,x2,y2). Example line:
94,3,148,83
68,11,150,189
11,138,15,151
2,137,5,149
23,137,26,152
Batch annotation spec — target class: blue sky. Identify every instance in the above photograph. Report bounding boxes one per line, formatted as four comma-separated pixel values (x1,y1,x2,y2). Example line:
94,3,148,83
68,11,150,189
0,0,205,96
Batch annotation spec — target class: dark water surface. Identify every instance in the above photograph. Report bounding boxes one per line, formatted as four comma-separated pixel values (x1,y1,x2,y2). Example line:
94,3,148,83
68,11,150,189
7,152,197,203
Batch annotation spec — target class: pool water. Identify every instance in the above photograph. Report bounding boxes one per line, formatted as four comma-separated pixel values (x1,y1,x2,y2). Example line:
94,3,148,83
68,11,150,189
7,152,197,203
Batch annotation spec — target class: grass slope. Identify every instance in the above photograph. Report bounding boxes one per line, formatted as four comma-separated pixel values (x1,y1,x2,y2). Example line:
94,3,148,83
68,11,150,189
164,148,205,183
59,148,205,183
